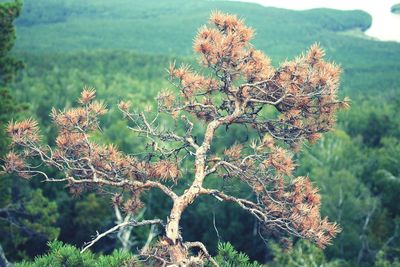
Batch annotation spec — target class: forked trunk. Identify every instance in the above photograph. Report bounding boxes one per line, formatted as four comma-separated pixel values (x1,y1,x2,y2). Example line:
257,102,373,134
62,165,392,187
163,123,215,265
164,185,204,264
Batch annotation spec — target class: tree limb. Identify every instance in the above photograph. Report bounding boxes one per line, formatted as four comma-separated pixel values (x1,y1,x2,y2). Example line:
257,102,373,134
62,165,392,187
81,219,163,253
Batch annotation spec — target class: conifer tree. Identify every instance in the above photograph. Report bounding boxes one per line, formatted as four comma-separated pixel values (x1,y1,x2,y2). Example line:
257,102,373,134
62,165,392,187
2,12,349,266
0,0,59,262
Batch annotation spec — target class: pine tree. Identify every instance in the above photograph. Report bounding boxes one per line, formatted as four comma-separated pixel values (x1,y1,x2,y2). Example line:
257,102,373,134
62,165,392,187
2,11,348,265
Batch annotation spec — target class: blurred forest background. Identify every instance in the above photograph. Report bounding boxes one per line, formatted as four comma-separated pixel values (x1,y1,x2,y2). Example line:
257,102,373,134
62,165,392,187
0,0,400,266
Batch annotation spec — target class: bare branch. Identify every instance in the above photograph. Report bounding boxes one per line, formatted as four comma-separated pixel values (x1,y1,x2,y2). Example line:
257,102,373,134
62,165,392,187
45,176,178,201
81,219,163,253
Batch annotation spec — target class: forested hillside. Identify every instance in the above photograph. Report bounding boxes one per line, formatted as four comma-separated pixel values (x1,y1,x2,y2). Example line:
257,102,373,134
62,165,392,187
1,0,400,266
12,0,400,97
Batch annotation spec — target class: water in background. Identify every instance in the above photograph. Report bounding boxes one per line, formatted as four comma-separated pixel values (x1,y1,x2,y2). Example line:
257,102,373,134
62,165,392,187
235,0,400,42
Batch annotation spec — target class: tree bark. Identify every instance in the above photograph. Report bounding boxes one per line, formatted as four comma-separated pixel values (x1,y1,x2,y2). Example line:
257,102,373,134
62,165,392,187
163,108,242,264
164,120,224,264
165,188,203,262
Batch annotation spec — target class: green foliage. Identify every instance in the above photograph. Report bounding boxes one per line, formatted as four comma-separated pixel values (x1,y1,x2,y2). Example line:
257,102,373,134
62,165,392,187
297,101,400,266
11,0,400,97
375,249,400,267
0,89,20,155
0,1,60,262
343,97,400,147
53,191,115,250
0,0,23,84
0,0,25,156
210,242,264,267
13,0,370,56
368,138,400,215
340,97,400,263
0,186,60,259
21,189,59,240
269,240,342,267
73,194,112,230
16,240,138,267
297,130,378,263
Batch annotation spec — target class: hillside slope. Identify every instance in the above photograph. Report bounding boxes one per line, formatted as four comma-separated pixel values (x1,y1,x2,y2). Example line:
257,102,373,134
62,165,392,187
11,0,400,96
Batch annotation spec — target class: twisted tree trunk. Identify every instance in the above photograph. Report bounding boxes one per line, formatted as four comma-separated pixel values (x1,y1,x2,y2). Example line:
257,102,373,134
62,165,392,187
165,152,207,263
164,119,229,264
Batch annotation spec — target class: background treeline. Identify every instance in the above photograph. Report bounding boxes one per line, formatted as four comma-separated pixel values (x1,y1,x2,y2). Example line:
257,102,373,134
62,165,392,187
1,0,400,266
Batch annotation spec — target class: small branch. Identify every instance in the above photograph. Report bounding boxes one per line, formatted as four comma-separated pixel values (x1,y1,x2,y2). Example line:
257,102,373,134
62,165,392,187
200,188,264,219
185,241,219,267
248,94,286,105
81,219,163,253
239,79,272,89
45,176,178,200
205,160,241,176
202,188,303,239
181,115,199,150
